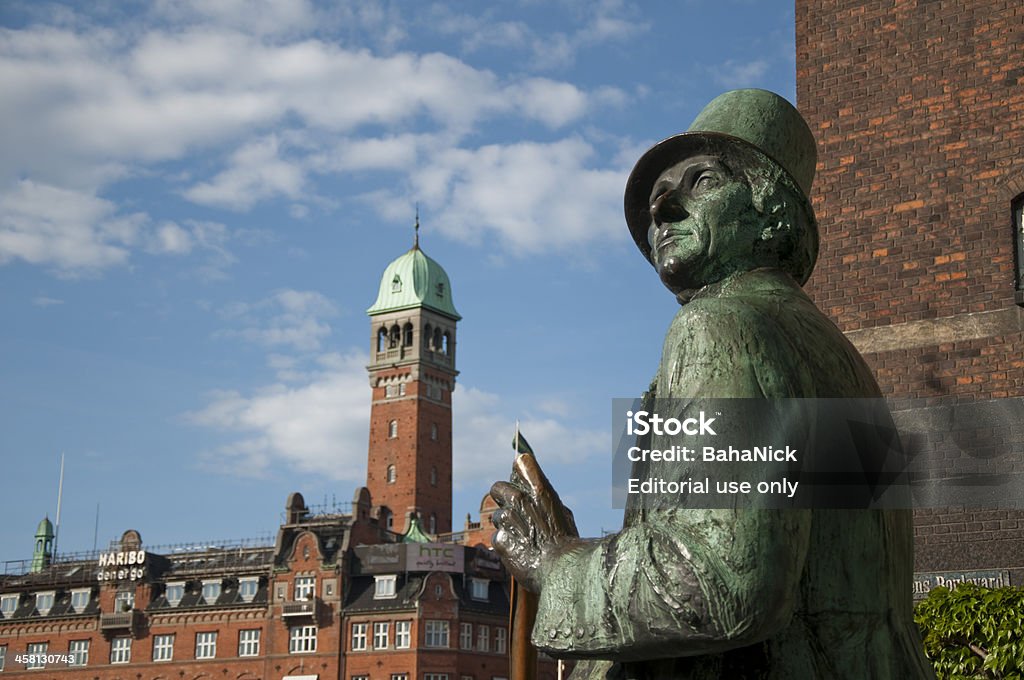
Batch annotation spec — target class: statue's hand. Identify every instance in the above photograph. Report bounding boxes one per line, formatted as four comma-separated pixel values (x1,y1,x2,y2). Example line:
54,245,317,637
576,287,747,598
491,453,579,592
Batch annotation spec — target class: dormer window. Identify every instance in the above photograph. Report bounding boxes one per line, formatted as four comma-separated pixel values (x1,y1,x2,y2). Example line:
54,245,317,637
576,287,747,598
35,591,54,616
436,282,445,297
1,594,18,617
374,575,397,599
70,588,90,613
470,578,489,601
165,582,184,606
392,275,402,293
239,577,259,603
201,580,221,604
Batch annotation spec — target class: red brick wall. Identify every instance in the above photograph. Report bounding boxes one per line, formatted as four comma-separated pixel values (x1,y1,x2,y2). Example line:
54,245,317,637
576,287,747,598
795,0,1024,580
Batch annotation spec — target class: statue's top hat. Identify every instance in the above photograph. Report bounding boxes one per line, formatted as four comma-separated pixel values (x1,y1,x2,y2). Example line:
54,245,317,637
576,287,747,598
624,89,819,284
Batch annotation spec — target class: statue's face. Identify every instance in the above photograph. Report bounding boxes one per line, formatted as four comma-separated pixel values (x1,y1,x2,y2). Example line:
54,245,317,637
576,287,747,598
646,154,762,296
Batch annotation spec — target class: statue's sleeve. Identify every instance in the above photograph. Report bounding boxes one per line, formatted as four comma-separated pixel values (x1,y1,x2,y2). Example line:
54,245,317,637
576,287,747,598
531,299,812,658
532,507,810,658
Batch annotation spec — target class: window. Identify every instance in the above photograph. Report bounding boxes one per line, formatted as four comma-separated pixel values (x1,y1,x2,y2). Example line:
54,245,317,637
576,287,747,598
70,589,90,613
152,634,174,662
289,625,317,653
351,622,367,651
495,627,507,654
201,580,221,604
395,620,411,649
430,466,437,486
477,625,489,652
115,589,134,611
353,676,369,680
386,464,397,484
34,591,54,615
68,639,88,666
393,675,409,680
461,676,474,680
425,620,449,648
165,582,184,606
392,274,402,293
239,577,259,602
195,631,217,659
110,636,130,664
388,420,398,438
26,642,47,668
374,621,389,649
0,644,5,671
470,578,489,601
1,594,17,617
431,423,438,440
238,629,260,657
389,324,400,348
399,383,406,396
425,674,449,680
436,282,445,297
386,384,398,398
429,514,437,534
294,576,315,601
374,574,397,599
403,322,413,346
460,622,473,649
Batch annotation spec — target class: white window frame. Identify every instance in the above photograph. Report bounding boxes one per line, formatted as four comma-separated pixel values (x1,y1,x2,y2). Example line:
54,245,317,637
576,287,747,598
351,622,367,651
477,625,489,652
373,621,389,649
26,642,47,668
69,639,89,666
70,588,90,613
393,675,409,680
236,629,260,657
388,420,398,438
201,580,221,604
239,577,259,602
0,595,17,617
290,625,317,653
425,674,449,680
0,644,5,671
425,620,449,648
395,620,411,649
152,634,174,662
34,591,55,615
460,622,473,649
495,627,507,654
115,589,135,611
195,631,217,659
470,578,489,601
294,575,315,601
165,582,184,606
374,574,397,599
110,636,131,664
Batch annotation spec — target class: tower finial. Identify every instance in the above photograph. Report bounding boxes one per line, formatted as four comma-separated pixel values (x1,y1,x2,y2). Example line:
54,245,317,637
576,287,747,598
414,204,420,249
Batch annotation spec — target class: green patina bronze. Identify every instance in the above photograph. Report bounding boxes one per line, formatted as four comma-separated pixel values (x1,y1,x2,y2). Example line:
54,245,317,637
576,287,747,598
492,90,936,679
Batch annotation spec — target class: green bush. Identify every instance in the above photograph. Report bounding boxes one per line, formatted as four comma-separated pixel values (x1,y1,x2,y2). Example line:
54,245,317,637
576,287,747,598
914,584,1024,679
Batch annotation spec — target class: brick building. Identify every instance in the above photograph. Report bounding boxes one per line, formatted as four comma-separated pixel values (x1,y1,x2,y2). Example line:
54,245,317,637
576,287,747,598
0,241,528,680
795,0,1024,594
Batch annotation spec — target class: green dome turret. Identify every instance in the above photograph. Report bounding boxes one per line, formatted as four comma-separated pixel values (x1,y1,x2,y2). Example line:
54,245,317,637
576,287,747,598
367,245,461,320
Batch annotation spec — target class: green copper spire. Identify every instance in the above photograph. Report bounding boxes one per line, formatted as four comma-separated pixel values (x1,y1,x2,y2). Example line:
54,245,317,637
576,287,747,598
31,516,54,573
401,515,434,543
367,231,461,320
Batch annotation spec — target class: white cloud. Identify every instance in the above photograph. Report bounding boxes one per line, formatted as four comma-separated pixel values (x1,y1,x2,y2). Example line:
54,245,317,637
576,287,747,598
185,135,305,210
217,289,337,352
452,386,606,490
0,180,141,273
152,0,318,37
149,221,194,255
413,137,627,254
31,295,64,307
710,59,770,89
188,352,371,480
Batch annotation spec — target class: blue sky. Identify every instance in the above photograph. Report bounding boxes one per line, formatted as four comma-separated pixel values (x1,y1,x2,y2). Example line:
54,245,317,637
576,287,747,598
0,0,797,561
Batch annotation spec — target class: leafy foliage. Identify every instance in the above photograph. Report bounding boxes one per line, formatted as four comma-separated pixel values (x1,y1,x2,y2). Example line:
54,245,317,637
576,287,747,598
914,584,1024,679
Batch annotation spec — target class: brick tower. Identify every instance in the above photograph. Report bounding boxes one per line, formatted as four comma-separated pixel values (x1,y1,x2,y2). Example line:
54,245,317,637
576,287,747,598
365,230,460,535
796,1,1024,587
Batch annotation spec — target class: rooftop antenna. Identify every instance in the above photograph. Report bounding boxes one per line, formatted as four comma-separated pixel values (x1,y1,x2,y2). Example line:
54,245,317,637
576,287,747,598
92,503,100,553
53,452,65,558
414,204,420,249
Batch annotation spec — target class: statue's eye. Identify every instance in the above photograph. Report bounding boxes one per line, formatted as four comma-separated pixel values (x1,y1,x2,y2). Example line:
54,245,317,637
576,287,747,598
693,171,718,192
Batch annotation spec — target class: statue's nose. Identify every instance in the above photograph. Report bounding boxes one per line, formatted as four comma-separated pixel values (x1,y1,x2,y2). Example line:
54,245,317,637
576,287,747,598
651,190,688,225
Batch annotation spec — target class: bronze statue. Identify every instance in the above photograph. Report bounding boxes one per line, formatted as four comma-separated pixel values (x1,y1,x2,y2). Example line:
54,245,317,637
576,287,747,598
492,90,936,679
